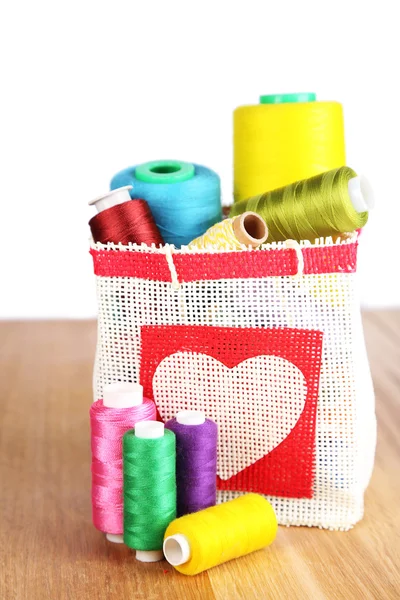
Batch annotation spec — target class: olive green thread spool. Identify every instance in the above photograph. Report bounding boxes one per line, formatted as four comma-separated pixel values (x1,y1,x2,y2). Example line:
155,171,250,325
230,167,374,243
123,421,176,562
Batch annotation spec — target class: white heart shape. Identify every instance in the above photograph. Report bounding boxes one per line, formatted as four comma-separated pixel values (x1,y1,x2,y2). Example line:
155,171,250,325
153,352,307,480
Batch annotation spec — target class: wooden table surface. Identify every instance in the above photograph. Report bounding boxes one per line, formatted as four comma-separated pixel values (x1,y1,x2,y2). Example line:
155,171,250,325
1,315,399,600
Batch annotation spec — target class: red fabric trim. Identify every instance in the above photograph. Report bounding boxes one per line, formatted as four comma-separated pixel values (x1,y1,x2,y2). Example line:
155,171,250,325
90,242,357,282
140,325,323,499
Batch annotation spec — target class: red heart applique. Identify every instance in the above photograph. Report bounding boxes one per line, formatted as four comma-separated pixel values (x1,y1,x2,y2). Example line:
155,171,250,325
140,325,323,498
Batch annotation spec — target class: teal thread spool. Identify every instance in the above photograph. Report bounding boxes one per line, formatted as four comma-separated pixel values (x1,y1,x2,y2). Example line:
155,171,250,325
110,160,222,247
123,421,176,562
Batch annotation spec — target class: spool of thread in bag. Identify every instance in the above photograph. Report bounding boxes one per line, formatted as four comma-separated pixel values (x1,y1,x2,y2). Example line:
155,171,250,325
188,211,268,250
230,166,374,243
90,383,156,543
110,161,222,247
165,411,217,517
234,93,346,202
123,421,176,562
89,186,164,246
163,494,277,575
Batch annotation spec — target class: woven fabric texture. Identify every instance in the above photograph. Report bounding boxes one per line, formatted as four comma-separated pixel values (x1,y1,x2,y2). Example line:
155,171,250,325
91,238,376,530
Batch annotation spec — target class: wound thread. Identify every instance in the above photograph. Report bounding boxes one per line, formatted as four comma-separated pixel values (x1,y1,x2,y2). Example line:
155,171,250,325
123,426,176,554
188,212,268,250
230,166,369,243
90,398,156,535
110,162,222,247
234,95,345,202
165,413,218,516
89,199,164,246
163,493,278,575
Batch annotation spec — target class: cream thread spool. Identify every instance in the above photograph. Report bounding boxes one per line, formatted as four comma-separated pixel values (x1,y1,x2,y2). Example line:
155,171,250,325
188,211,268,250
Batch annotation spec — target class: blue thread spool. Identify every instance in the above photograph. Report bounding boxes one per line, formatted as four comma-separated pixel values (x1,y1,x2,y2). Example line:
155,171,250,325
110,160,222,247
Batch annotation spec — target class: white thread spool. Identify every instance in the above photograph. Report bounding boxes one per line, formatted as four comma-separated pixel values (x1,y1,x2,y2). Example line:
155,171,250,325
89,185,133,214
348,176,375,212
134,420,165,563
102,382,143,544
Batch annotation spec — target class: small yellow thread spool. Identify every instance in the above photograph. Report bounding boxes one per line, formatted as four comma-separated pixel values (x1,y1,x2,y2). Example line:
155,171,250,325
163,494,277,576
234,93,346,202
188,212,268,250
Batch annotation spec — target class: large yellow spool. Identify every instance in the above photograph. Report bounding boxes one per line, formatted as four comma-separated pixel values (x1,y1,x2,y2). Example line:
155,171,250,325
233,93,346,203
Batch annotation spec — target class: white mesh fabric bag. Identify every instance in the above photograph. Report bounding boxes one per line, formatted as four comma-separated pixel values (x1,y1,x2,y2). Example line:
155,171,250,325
91,235,376,530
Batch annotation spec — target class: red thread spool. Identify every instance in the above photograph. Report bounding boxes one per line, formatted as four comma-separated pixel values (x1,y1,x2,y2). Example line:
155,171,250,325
89,186,164,246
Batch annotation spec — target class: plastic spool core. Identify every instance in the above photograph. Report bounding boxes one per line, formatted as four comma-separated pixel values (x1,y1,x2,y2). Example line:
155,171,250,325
348,176,375,213
259,92,316,104
135,160,195,184
176,410,205,426
135,420,164,440
103,382,143,409
89,185,133,213
260,92,317,104
163,534,191,566
106,533,124,544
133,420,165,562
151,164,181,175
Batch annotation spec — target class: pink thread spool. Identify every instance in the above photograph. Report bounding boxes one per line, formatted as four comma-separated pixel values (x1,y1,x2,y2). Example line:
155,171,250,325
90,383,156,543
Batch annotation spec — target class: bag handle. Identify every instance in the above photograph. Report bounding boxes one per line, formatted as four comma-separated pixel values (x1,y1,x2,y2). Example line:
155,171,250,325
285,240,304,277
165,244,180,290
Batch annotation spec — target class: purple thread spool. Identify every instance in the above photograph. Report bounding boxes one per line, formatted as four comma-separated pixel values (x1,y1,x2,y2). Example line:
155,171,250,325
165,410,218,517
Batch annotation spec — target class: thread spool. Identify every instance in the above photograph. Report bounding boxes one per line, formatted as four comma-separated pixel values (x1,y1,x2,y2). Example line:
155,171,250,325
89,186,164,246
188,212,268,250
123,421,176,562
230,167,374,243
89,383,156,543
165,411,217,517
110,160,222,247
234,93,346,202
163,494,277,575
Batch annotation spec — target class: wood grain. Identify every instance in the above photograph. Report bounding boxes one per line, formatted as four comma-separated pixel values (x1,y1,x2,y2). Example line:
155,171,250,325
0,316,399,599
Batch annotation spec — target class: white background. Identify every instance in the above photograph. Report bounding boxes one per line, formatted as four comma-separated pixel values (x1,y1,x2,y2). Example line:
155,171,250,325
0,0,399,318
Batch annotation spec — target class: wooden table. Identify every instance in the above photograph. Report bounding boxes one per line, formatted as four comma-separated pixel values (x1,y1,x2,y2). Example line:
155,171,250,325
1,315,399,599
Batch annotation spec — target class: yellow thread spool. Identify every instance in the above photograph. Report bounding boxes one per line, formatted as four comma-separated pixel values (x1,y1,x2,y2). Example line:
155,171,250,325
188,212,268,250
234,93,346,203
163,494,277,576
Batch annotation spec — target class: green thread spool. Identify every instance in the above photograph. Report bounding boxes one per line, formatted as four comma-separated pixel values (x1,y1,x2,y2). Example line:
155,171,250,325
230,166,374,243
123,421,176,562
